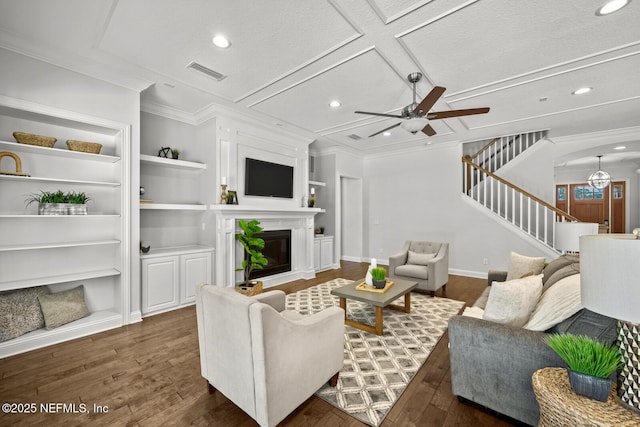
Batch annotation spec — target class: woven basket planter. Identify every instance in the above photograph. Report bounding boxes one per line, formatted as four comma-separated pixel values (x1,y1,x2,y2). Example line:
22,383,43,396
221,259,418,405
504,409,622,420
38,203,88,215
235,280,263,296
66,140,102,154
13,132,57,148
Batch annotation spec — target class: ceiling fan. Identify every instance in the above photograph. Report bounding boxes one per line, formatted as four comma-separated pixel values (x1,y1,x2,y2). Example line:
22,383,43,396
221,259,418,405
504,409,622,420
355,72,490,137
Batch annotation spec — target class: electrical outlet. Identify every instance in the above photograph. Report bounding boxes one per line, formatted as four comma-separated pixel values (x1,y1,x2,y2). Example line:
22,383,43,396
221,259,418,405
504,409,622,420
201,222,206,231
483,258,489,265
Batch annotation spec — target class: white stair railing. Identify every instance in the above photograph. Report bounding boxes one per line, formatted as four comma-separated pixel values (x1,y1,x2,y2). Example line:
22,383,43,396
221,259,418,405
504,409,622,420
462,157,579,249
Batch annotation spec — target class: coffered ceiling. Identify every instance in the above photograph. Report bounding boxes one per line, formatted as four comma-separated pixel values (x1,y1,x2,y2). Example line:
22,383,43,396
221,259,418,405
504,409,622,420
0,0,639,159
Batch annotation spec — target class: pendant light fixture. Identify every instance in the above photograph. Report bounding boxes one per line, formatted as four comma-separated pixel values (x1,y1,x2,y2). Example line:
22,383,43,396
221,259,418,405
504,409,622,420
588,155,611,189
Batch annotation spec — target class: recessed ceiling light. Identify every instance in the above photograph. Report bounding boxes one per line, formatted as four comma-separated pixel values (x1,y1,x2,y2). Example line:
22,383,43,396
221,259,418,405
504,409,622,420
329,100,341,108
382,131,391,136
614,145,627,150
212,35,230,48
572,87,592,95
596,0,630,15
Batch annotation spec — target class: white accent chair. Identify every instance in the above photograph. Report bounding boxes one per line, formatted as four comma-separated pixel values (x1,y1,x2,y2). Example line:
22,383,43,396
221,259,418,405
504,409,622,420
388,240,449,296
195,283,344,427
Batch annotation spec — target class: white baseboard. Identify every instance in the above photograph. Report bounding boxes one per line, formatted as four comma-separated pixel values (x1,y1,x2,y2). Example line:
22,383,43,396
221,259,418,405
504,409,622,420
448,268,487,279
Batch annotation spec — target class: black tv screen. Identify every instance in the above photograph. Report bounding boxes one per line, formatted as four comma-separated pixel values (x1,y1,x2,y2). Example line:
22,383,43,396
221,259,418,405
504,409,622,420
244,158,294,198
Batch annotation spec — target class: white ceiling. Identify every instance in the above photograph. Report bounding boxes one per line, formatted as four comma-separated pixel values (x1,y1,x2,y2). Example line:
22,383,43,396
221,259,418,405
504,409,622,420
1,0,639,164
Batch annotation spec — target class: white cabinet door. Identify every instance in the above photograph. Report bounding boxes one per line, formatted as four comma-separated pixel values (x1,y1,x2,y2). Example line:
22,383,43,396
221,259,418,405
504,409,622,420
320,237,333,269
313,239,321,270
142,256,179,314
181,251,212,303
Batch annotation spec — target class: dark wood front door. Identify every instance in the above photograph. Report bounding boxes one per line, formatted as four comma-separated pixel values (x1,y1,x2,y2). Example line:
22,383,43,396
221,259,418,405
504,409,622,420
555,181,626,233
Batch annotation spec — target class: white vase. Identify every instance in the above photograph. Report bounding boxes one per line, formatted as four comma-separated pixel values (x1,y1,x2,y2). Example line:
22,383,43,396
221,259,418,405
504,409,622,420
365,266,373,285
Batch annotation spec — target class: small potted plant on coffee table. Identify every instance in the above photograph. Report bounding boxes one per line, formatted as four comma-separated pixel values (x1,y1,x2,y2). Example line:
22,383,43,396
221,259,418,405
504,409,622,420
546,333,621,401
371,267,387,289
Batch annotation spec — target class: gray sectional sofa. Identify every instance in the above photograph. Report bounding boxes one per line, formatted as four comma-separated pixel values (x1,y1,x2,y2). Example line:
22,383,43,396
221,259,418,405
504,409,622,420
448,255,617,426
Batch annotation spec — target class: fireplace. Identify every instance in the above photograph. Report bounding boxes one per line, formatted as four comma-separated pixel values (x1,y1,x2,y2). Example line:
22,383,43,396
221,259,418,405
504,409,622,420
249,229,291,279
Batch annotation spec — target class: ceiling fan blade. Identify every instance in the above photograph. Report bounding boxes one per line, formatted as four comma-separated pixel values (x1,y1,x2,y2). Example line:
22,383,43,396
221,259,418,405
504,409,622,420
368,122,401,138
427,107,490,120
422,124,437,136
415,86,446,116
355,110,404,118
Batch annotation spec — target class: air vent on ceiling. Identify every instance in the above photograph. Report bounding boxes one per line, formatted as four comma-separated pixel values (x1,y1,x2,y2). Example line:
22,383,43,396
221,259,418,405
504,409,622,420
186,61,226,81
347,134,362,140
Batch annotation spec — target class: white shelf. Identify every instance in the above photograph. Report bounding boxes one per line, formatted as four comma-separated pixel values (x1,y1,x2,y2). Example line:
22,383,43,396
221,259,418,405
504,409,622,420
140,244,214,259
208,204,323,214
0,309,122,359
0,268,121,292
140,154,206,170
0,239,120,252
0,140,120,163
0,174,120,187
309,180,326,187
140,203,206,211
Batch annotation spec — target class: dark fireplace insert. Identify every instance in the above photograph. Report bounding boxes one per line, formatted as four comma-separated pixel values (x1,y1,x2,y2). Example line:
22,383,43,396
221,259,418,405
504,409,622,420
249,229,292,279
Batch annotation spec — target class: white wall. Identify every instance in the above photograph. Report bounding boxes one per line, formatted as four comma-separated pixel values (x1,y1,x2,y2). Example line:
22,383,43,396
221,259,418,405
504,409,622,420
363,144,556,277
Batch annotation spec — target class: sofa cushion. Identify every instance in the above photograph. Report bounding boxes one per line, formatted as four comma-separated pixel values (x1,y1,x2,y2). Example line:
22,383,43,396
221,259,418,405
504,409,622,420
548,309,617,344
483,274,543,327
524,273,582,331
407,250,435,266
0,286,49,342
506,252,545,280
395,264,428,279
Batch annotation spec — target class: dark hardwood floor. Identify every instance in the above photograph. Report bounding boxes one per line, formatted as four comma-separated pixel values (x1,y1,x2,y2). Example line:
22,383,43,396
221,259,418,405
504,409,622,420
0,262,517,426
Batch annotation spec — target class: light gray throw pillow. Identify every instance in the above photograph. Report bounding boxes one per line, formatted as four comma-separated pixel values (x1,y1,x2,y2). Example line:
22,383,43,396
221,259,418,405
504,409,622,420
407,250,435,266
524,273,583,331
38,285,89,330
483,274,543,327
505,252,545,280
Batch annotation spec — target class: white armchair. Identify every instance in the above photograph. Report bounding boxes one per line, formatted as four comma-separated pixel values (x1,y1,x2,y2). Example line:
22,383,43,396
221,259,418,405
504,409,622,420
195,283,344,427
388,240,449,296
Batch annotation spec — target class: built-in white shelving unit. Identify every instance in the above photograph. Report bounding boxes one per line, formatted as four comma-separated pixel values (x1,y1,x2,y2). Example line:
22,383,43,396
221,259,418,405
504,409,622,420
0,96,131,358
139,140,213,318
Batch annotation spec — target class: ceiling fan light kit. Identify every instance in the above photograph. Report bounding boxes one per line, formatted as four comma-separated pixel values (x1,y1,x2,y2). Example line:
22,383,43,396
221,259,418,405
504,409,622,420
355,72,490,138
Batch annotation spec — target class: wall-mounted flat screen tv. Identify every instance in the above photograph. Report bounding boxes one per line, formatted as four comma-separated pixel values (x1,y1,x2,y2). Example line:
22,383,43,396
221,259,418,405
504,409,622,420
244,158,294,198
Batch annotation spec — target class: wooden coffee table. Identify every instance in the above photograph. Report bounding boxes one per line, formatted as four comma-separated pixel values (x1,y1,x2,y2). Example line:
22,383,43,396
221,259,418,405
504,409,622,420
330,278,418,335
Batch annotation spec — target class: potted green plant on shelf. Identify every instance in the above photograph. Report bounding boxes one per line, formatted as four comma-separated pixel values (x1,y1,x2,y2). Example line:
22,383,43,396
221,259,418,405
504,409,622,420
235,219,268,287
26,190,91,215
171,148,180,159
546,333,621,401
371,267,387,289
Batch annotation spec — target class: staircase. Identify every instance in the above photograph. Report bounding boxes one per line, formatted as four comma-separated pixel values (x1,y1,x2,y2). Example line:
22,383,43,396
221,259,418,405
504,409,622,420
462,130,578,250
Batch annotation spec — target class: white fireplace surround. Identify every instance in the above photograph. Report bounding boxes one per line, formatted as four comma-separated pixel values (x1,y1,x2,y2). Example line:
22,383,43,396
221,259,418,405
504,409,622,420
210,205,322,288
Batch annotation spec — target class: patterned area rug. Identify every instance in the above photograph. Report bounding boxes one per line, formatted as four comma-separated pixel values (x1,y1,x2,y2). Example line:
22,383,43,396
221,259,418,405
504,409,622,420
285,278,465,426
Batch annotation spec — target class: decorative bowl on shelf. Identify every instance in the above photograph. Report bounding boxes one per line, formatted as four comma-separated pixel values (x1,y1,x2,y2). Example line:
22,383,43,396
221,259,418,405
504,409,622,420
66,140,102,154
140,245,151,254
13,131,57,148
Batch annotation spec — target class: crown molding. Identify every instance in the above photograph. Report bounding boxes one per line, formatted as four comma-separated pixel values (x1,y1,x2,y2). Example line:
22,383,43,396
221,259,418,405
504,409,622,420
550,126,640,145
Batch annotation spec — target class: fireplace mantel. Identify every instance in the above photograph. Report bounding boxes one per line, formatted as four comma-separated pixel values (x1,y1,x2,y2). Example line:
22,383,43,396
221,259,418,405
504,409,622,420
211,204,321,288
209,205,323,216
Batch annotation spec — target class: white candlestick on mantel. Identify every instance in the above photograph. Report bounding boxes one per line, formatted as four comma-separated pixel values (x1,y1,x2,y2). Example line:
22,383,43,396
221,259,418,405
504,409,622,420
221,176,227,185
310,187,315,195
